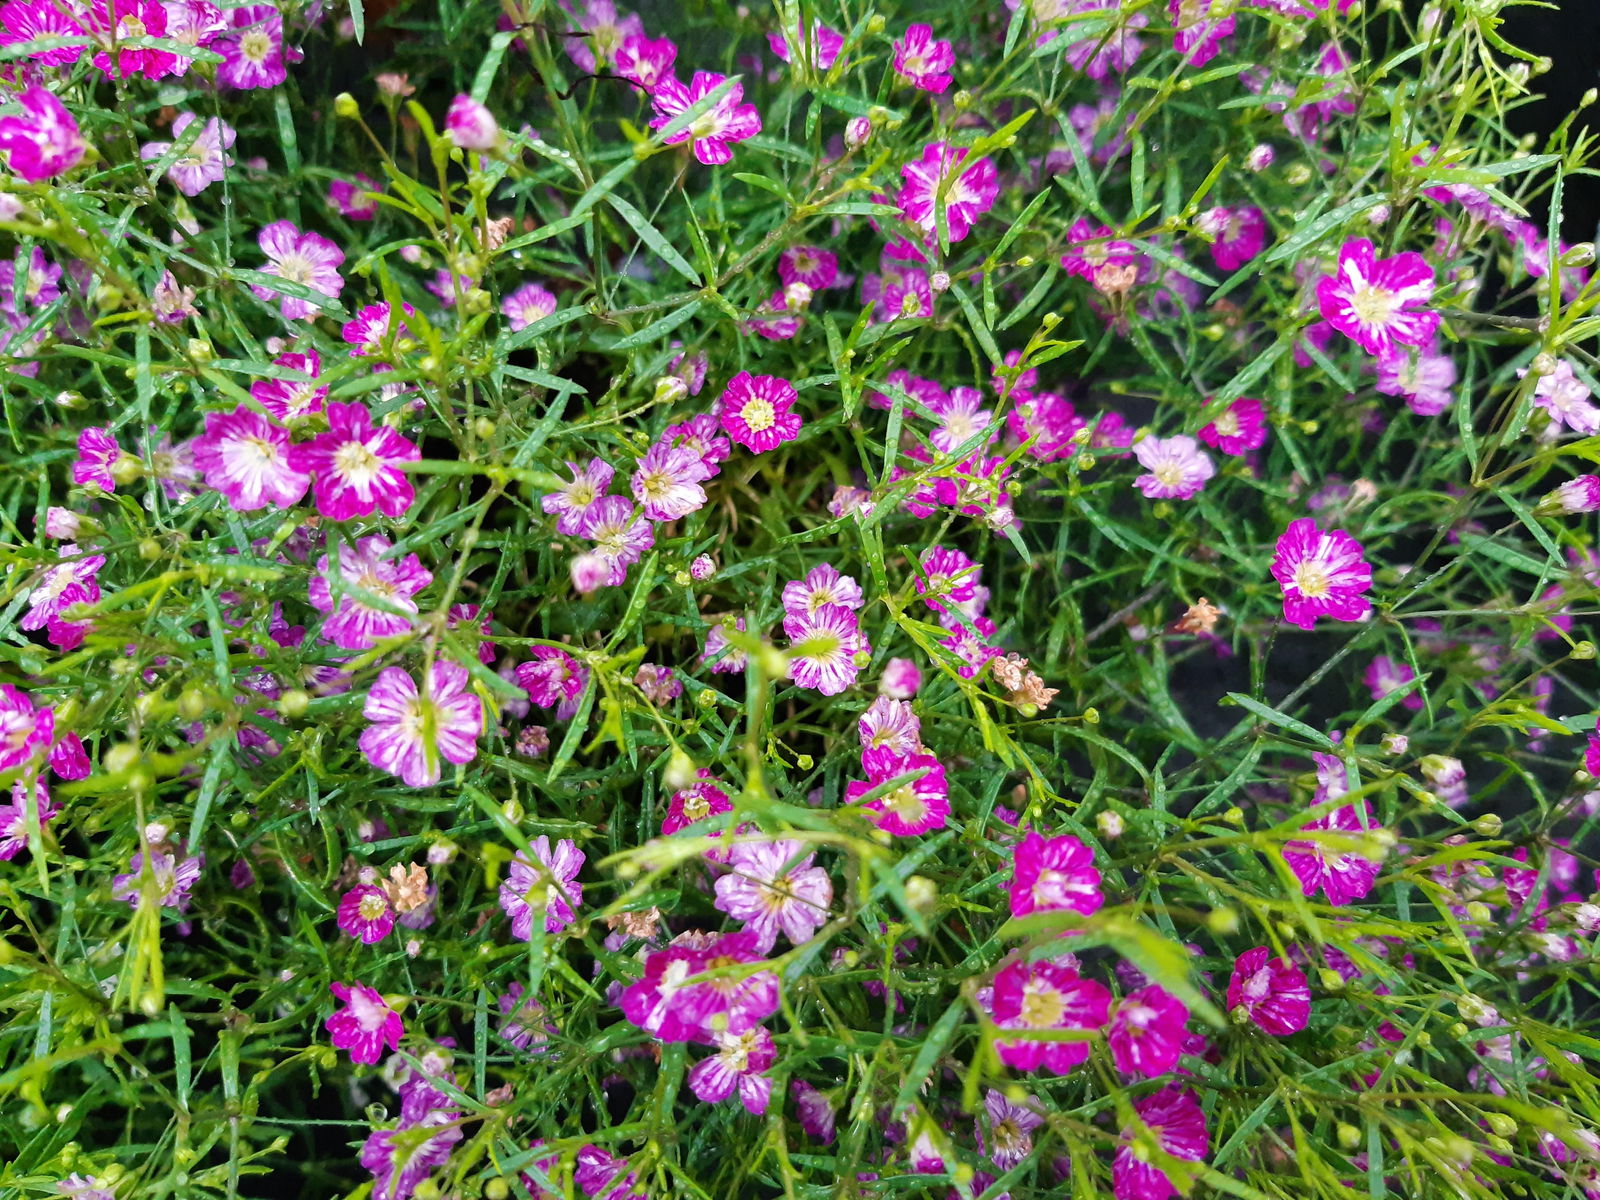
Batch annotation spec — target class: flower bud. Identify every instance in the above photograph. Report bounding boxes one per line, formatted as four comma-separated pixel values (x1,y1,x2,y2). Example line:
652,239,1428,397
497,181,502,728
334,92,360,119
570,552,609,595
444,94,499,151
1380,732,1409,755
844,116,873,148
1096,810,1124,839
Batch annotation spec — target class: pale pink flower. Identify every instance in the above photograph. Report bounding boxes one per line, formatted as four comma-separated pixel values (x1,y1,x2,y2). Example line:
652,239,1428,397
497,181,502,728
326,981,403,1064
1133,435,1215,500
252,221,345,320
140,113,234,195
896,141,998,245
1524,359,1600,435
783,603,868,696
309,535,431,650
191,407,309,511
1316,238,1438,358
649,71,762,166
767,17,843,69
502,282,558,331
542,458,613,535
714,838,832,951
360,662,483,787
688,1027,776,1115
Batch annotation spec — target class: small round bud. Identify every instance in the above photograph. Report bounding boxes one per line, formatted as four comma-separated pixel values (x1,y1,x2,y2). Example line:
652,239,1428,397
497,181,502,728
904,875,938,912
1284,163,1313,186
1380,732,1409,755
1097,810,1124,839
178,686,208,721
1570,640,1595,660
664,747,700,792
1472,812,1502,837
1318,968,1345,992
1223,806,1245,826
334,92,361,119
138,538,162,561
501,798,524,824
844,116,873,148
570,552,609,595
104,742,140,774
1337,1123,1362,1150
473,416,496,440
1485,1112,1516,1138
1207,907,1239,935
1082,707,1099,725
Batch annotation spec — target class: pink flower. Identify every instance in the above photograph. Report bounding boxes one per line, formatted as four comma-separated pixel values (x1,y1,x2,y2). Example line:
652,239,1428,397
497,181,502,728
503,282,558,331
578,495,654,585
846,747,949,836
1523,359,1600,435
1195,205,1265,270
778,245,838,291
1061,218,1138,285
858,696,921,756
252,221,345,320
309,535,432,650
360,662,483,787
289,401,419,520
619,929,779,1042
216,4,285,89
326,981,403,1064
338,883,396,944
543,458,613,535
1587,724,1600,777
650,71,762,166
1316,238,1438,358
784,603,868,696
87,0,177,79
328,174,380,219
1375,346,1456,416
1171,0,1235,65
251,350,326,421
915,545,980,614
1284,800,1384,906
191,407,309,511
22,547,103,648
1061,0,1148,78
0,0,85,67
1109,985,1189,1077
0,685,52,772
111,848,203,909
614,32,675,91
342,302,414,358
0,86,86,182
715,838,833,952
767,18,843,69
1271,518,1373,629
515,646,589,719
893,24,954,92
561,0,640,72
1227,946,1310,1035
991,958,1111,1074
1133,435,1215,500
1363,654,1422,710
499,836,585,938
720,372,802,452
979,1088,1044,1170
689,1027,776,1115
444,94,498,150
1113,1086,1209,1200
1008,831,1103,920
897,141,998,245
782,563,864,617
0,777,56,861
49,732,90,780
879,658,922,699
139,113,234,195
631,440,711,521
663,777,732,836
1198,398,1267,456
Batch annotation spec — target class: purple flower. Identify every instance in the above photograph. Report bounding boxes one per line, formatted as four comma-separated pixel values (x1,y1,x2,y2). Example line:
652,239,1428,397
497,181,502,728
562,0,641,73
0,685,52,772
192,407,310,511
360,1111,462,1200
1376,346,1456,417
768,17,843,69
783,603,868,697
0,86,85,183
444,94,498,150
631,440,711,521
329,174,381,219
649,71,762,166
1283,800,1385,906
1198,398,1268,456
1524,359,1600,435
714,838,833,952
897,141,998,245
858,696,921,756
846,747,949,836
252,221,345,320
140,113,234,196
615,32,676,91
49,732,90,781
1316,238,1438,358
1227,947,1311,1036
250,350,326,421
21,546,104,648
326,981,403,1064
543,458,614,535
86,0,178,79
499,836,585,938
360,662,483,787
1113,1086,1209,1200
1363,654,1422,711
979,1088,1044,1170
990,958,1111,1074
1171,0,1235,66
579,495,654,586
309,535,432,650
503,281,558,331
288,401,419,520
216,4,286,89
496,982,553,1051
1195,204,1265,270
1133,435,1215,500
893,24,954,92
792,1079,836,1143
111,848,204,910
720,372,802,453
341,302,414,359
689,1027,776,1115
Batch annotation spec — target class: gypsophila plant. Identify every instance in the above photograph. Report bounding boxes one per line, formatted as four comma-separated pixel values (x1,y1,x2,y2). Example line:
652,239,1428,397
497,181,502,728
3,0,1600,1197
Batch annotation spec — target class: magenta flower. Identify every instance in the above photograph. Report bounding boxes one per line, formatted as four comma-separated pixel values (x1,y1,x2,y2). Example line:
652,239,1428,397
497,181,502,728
111,848,203,910
1376,345,1456,417
360,662,482,787
1062,0,1147,78
631,440,711,521
897,141,998,245
893,24,954,92
289,401,419,520
309,535,432,650
1113,1086,1209,1200
579,495,654,586
1061,218,1138,285
515,646,589,720
0,685,52,772
689,1027,776,1115
502,282,558,331
915,545,980,614
619,929,780,1042
543,459,614,535
1133,435,1215,500
1195,204,1265,270
87,0,177,79
784,603,868,697
0,0,85,67
1587,724,1600,777
720,372,802,453
342,302,414,359
615,32,676,91
650,71,762,166
1008,831,1103,921
329,174,380,219
1284,800,1384,906
253,221,345,320
216,4,285,89
0,778,55,861
1227,946,1311,1036
846,747,949,836
360,1112,461,1200
251,350,326,421
443,93,498,150
1109,985,1189,1077
1198,398,1267,456
1524,359,1600,435
991,958,1111,1074
191,407,309,511
22,547,103,649
767,17,844,69
49,732,90,781
1316,238,1438,358
859,696,921,757
714,838,833,952
326,981,403,1064
338,883,396,944
0,86,86,182
778,245,839,291
1171,0,1235,66
1362,654,1422,711
1271,518,1373,629
139,113,234,196
663,777,733,836
499,836,585,939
